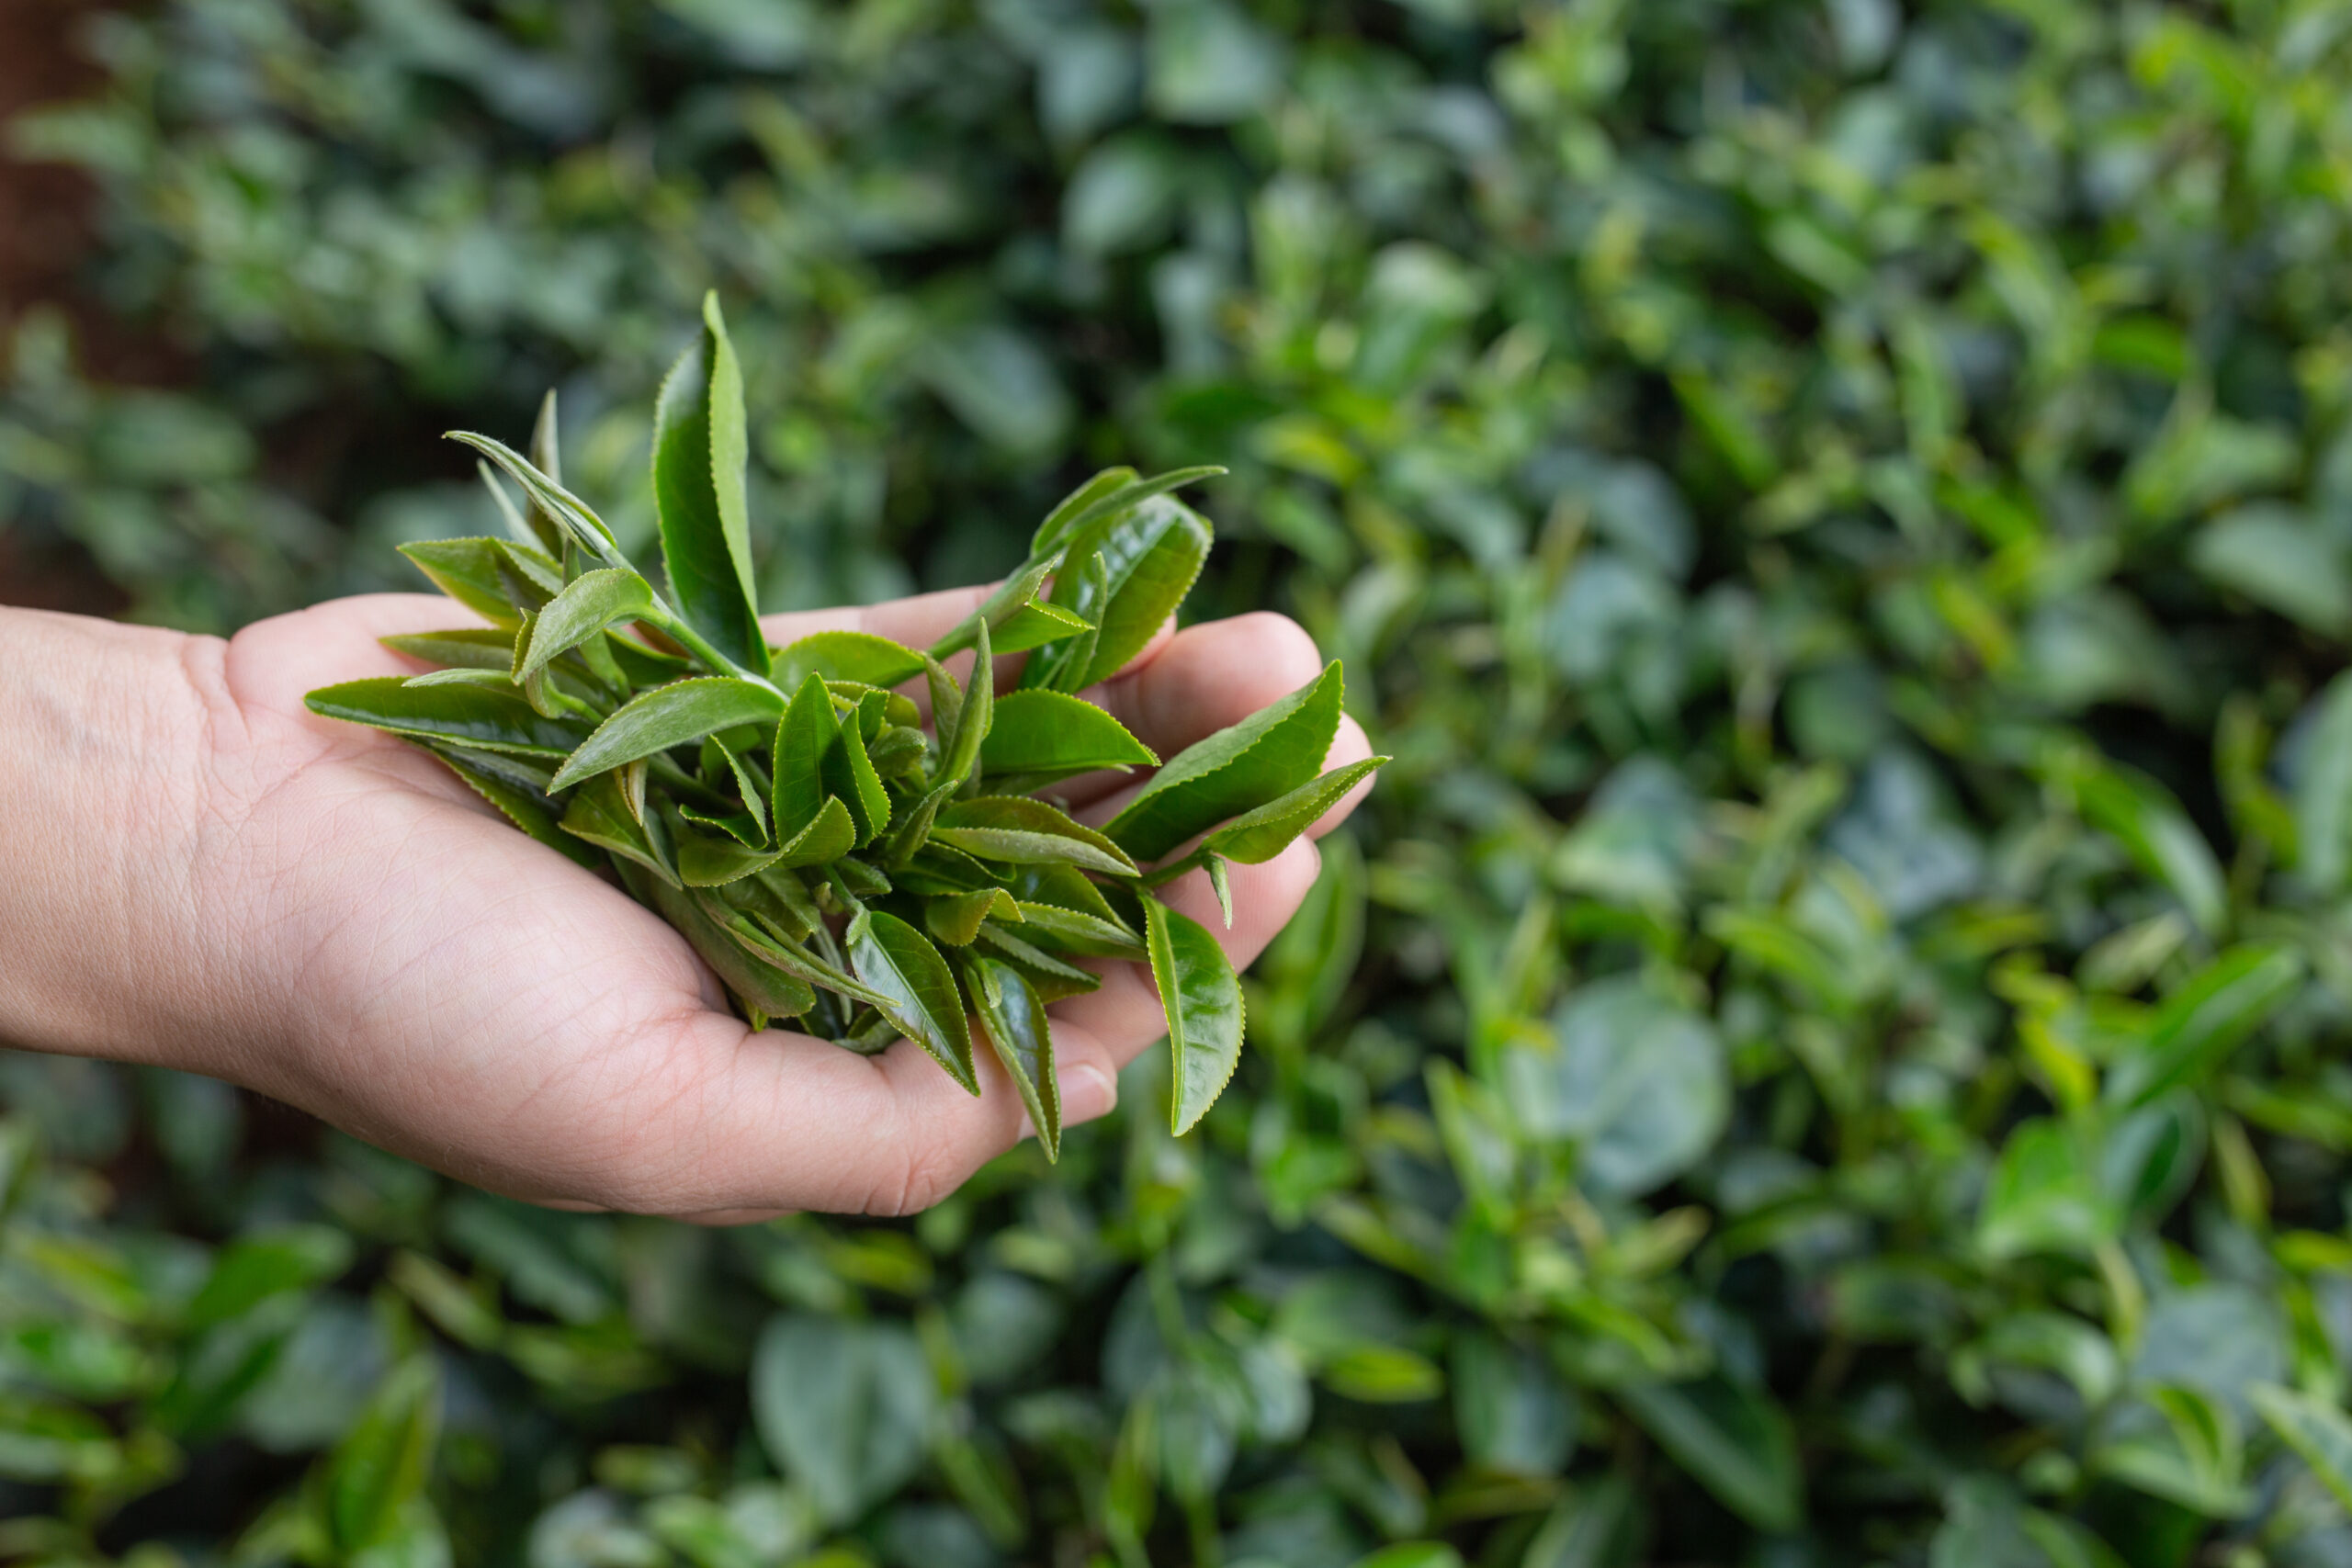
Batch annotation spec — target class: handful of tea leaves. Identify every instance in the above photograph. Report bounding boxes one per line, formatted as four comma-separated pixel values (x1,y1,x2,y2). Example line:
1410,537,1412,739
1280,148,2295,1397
306,296,1382,1151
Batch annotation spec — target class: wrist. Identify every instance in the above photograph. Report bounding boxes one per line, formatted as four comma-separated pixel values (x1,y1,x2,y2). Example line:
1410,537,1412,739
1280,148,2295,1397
0,608,227,1067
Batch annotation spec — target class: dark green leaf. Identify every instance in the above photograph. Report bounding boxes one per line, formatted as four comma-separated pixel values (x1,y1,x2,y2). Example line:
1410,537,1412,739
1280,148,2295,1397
772,671,839,840
848,910,979,1093
306,677,592,758
966,955,1060,1160
1145,897,1244,1134
650,292,766,676
549,677,786,791
1105,660,1344,862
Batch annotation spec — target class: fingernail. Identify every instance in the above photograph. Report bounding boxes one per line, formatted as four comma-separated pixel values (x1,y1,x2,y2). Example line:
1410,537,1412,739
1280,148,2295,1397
1060,1060,1118,1126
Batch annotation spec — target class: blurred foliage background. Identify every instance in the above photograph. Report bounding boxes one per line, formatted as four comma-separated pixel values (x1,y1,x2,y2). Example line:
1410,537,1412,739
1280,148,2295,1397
15,0,2352,1563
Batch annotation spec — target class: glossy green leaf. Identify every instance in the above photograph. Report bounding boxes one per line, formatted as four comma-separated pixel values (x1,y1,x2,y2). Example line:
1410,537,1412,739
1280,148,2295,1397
1201,755,1386,864
650,292,766,676
549,678,787,791
518,568,654,682
1105,660,1344,862
981,689,1158,780
306,677,592,758
772,671,840,840
848,910,979,1093
966,955,1060,1160
933,796,1140,877
771,630,924,691
1616,1375,1804,1534
1030,464,1223,557
1144,897,1245,1134
1060,493,1213,689
674,820,781,886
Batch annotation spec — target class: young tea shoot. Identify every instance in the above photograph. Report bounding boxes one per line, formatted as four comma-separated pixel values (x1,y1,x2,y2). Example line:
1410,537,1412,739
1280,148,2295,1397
307,294,1384,1153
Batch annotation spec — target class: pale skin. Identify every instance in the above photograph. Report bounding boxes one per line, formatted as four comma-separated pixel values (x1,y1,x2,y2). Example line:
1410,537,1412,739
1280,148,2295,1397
0,589,1372,1223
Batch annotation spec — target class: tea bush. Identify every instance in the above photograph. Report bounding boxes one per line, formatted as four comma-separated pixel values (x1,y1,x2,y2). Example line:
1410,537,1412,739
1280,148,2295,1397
10,1,2352,1564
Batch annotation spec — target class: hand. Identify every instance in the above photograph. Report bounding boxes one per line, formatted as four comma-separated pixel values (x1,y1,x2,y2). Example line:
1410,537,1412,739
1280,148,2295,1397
0,590,1371,1221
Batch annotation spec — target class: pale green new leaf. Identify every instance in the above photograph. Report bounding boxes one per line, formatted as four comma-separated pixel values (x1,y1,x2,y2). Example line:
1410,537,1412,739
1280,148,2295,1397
849,910,979,1093
1106,660,1344,862
550,678,787,791
965,955,1060,1160
1201,755,1388,864
518,568,654,682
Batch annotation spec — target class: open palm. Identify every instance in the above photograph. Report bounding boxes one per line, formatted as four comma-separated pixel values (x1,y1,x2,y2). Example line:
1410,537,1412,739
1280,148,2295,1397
184,585,1371,1221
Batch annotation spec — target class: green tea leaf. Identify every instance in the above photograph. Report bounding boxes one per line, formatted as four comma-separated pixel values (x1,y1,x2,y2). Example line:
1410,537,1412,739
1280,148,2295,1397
1031,464,1224,557
651,292,767,676
981,689,1158,780
849,910,979,1093
1201,755,1387,864
935,619,994,788
447,432,626,567
561,773,678,886
518,568,654,682
1060,493,1213,690
965,955,1060,1159
617,860,815,1020
1011,901,1146,959
550,678,787,791
398,536,560,626
1105,660,1344,862
1145,897,1244,1134
772,630,925,690
933,796,1140,877
989,598,1093,654
523,389,567,557
778,795,857,868
773,671,840,840
925,888,1020,946
675,819,782,886
828,719,893,847
381,627,519,671
430,746,600,867
974,922,1103,1004
306,677,592,758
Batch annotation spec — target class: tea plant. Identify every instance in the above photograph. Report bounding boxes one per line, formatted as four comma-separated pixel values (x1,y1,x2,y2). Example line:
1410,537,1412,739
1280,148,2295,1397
305,297,1380,1151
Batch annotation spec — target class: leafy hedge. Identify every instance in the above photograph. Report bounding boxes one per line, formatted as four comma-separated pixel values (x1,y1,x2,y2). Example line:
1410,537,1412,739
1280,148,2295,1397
11,0,2352,1563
